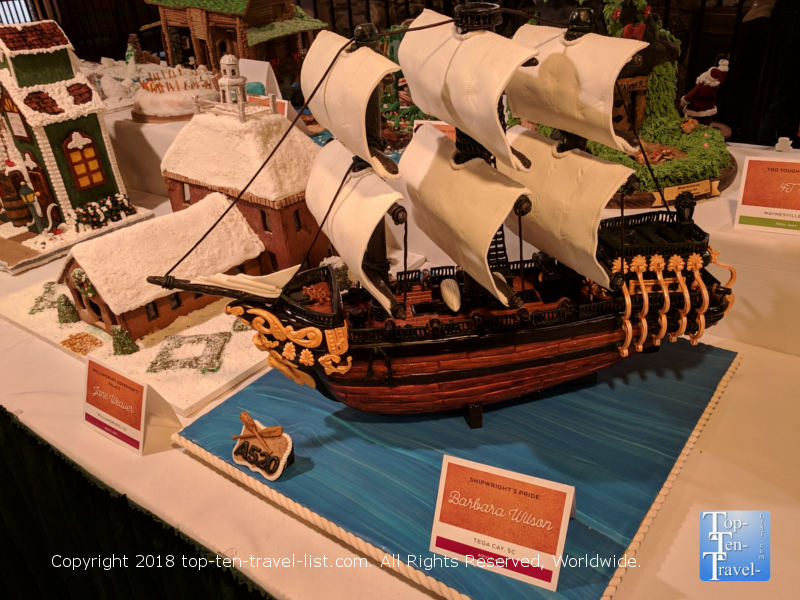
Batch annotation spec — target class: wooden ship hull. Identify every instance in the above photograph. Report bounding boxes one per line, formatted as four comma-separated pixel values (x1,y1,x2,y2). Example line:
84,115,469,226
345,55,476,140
218,239,733,416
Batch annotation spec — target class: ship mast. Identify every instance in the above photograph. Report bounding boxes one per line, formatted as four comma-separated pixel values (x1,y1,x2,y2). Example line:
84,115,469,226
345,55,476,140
351,23,408,322
449,2,532,309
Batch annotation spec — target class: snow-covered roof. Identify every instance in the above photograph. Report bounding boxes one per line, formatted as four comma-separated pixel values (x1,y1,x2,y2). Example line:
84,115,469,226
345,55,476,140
0,69,106,127
0,21,72,58
59,193,265,315
161,111,319,208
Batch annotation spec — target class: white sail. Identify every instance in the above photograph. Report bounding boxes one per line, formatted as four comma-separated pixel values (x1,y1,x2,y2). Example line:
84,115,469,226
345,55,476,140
505,25,647,154
301,31,401,179
398,10,537,171
496,126,634,288
191,265,301,298
305,140,402,315
400,124,532,305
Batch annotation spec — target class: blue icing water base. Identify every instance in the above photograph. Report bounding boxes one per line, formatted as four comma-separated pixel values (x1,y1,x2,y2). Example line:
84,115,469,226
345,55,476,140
180,340,736,599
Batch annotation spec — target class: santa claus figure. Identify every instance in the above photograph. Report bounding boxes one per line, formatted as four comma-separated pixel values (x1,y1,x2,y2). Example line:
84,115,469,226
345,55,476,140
681,59,729,125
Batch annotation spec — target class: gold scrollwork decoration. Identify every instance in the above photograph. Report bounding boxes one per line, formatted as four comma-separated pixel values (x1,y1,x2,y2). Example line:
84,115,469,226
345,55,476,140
687,253,709,345
709,245,737,314
630,255,649,353
668,255,690,342
613,257,632,357
324,322,349,356
319,353,353,376
267,350,316,388
649,254,670,346
253,333,279,352
246,308,323,348
225,305,245,317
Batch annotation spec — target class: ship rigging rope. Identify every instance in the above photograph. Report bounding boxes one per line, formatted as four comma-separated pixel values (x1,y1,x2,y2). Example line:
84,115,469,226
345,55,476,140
501,5,671,213
297,161,356,274
160,19,457,284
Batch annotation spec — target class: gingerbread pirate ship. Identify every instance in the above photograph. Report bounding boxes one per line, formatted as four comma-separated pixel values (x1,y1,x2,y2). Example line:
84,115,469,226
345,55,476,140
150,4,737,424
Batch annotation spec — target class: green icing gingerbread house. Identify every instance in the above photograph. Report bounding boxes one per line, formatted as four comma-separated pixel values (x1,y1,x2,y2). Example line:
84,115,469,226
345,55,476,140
0,20,128,233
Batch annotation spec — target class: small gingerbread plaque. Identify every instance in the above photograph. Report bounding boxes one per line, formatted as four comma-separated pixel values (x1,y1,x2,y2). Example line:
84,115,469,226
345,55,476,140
231,411,294,481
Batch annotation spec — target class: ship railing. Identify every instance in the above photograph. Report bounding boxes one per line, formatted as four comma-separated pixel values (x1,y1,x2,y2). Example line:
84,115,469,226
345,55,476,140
276,266,344,328
396,269,422,292
349,328,384,344
275,299,342,328
531,306,570,326
598,212,710,261
484,314,518,333
600,210,679,229
443,320,473,337
395,325,429,341
506,259,538,274
427,266,458,287
578,299,621,319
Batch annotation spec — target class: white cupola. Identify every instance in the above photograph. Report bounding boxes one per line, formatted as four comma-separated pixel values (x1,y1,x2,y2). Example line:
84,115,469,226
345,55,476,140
218,54,248,121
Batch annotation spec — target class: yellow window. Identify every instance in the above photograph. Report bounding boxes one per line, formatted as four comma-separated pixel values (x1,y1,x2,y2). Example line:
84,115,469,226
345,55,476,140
91,172,104,184
78,176,90,188
70,151,82,163
74,163,86,175
83,147,95,159
87,159,99,171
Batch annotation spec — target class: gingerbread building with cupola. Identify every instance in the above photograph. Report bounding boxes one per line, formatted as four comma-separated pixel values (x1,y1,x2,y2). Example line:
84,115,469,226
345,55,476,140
0,20,126,232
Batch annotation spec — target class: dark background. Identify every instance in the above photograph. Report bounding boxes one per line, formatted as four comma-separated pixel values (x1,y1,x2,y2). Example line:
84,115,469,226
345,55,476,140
2,0,798,145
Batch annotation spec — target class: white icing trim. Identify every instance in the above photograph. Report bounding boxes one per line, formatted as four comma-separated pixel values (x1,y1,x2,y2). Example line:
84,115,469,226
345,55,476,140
0,69,105,128
66,131,92,150
599,354,742,600
97,110,126,196
33,125,75,225
683,106,718,118
172,431,473,600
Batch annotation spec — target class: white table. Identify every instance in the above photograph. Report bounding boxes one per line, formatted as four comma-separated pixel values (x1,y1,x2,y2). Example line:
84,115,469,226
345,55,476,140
3,146,797,600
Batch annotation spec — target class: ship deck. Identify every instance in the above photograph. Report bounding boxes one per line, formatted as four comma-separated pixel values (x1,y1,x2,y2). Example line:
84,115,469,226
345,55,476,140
301,269,571,330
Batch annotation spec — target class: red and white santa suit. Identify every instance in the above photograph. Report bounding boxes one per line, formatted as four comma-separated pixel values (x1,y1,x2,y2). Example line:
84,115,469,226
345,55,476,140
681,60,729,124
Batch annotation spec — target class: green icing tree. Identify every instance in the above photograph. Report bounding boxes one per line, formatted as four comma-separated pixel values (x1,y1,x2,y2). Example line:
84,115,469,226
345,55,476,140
57,294,80,324
112,326,139,355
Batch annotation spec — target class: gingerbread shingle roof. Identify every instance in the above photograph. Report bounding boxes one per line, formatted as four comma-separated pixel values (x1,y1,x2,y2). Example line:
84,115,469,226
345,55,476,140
0,20,72,58
67,83,93,105
0,69,105,127
24,91,64,115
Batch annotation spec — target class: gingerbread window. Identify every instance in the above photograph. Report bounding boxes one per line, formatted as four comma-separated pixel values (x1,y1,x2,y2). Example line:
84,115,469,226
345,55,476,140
3,94,30,141
62,131,106,191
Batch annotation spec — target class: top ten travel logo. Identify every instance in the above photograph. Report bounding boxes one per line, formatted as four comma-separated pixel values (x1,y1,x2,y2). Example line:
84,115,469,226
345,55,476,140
699,511,770,581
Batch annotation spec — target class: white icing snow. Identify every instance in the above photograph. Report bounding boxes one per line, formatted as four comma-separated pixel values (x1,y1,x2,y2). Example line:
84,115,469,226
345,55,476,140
0,220,19,239
133,87,219,117
66,131,92,150
0,69,107,127
57,193,264,315
0,283,271,416
161,112,319,204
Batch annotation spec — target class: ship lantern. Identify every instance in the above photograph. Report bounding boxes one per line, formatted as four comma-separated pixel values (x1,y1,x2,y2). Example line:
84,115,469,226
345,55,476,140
453,2,503,34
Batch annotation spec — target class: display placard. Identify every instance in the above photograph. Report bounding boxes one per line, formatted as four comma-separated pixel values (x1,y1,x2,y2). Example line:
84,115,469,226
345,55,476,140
735,156,800,235
84,358,147,454
430,455,575,591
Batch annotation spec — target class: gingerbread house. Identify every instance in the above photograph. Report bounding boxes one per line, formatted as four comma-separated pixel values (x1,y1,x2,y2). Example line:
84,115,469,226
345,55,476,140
57,193,264,340
0,20,127,233
161,110,328,275
146,0,326,89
